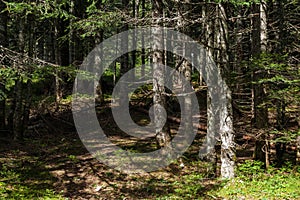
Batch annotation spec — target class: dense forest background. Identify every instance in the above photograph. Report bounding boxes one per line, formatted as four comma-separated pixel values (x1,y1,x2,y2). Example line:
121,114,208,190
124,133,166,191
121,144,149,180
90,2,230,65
0,0,299,199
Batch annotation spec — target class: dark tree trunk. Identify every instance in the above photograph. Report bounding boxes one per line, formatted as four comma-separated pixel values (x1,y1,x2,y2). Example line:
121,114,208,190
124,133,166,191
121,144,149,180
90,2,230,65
54,19,62,103
251,1,269,168
12,16,26,140
119,0,130,107
0,0,8,132
141,0,146,78
13,80,24,141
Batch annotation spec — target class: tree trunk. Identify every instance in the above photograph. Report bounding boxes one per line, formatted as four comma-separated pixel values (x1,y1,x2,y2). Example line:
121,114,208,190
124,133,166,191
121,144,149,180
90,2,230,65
217,3,235,179
13,80,24,141
252,2,268,129
95,30,104,105
0,0,7,132
119,0,130,107
13,17,26,140
131,0,137,80
54,19,62,103
141,0,146,78
274,0,287,164
69,0,75,65
296,136,300,165
251,1,269,167
220,85,235,179
22,14,35,136
183,60,192,141
198,3,218,175
152,0,171,148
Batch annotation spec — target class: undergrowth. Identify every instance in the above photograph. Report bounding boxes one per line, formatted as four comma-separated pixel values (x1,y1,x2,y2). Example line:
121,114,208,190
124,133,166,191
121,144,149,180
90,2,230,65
158,160,300,200
0,162,64,200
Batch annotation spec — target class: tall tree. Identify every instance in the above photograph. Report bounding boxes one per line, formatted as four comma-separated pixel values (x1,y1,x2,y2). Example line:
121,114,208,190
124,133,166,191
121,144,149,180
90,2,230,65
251,0,269,167
217,3,235,179
119,0,130,107
140,0,146,78
0,0,7,132
198,2,218,175
152,0,171,148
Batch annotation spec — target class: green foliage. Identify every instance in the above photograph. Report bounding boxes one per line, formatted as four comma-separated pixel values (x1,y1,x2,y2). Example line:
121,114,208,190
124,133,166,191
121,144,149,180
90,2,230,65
214,161,300,199
270,129,300,143
5,1,38,16
0,64,77,102
251,53,300,100
0,67,17,93
0,163,64,199
69,0,122,38
236,160,265,180
40,0,74,20
157,173,206,199
72,11,121,38
251,53,300,125
213,0,259,7
5,0,74,20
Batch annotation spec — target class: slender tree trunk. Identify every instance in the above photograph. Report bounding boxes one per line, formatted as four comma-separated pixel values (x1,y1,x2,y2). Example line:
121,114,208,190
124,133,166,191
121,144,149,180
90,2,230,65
132,0,138,80
69,0,75,65
296,136,300,165
141,0,146,78
13,80,23,140
152,0,171,148
119,0,130,107
54,19,62,103
95,30,104,105
252,2,268,129
22,14,34,135
274,0,287,165
251,1,269,167
22,80,32,136
0,0,7,132
13,17,26,140
183,60,192,142
218,3,235,179
199,3,218,174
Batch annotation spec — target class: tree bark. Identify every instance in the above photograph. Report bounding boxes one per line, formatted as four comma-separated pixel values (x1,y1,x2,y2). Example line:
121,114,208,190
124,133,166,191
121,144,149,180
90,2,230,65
251,1,269,167
152,0,171,148
251,2,268,129
95,30,104,105
22,14,35,136
296,136,300,165
183,60,192,141
13,16,26,140
198,3,218,175
140,0,146,78
217,3,235,179
54,19,62,103
0,0,7,131
13,80,23,140
119,0,130,107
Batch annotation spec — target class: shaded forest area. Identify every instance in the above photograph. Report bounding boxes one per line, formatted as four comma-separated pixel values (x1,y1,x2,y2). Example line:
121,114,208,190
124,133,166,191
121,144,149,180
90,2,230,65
0,0,299,199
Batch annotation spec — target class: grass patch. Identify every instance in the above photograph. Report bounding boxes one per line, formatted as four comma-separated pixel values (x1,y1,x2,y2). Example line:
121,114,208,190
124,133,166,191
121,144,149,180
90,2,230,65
157,171,223,199
157,160,300,200
210,160,300,200
0,162,64,200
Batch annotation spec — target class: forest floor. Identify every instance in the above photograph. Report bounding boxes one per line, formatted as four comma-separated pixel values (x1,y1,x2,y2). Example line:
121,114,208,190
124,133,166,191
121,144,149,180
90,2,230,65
0,98,299,199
